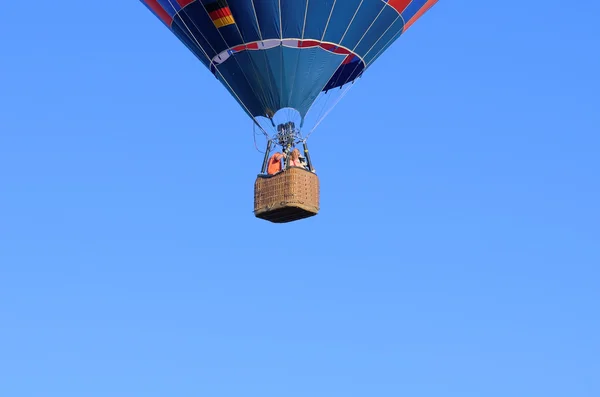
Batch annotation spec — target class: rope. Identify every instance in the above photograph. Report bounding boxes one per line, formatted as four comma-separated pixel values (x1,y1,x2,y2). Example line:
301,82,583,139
305,81,355,140
285,0,310,109
249,0,281,132
302,0,368,135
253,123,267,153
163,1,412,143
196,2,273,120
166,0,270,137
304,3,407,139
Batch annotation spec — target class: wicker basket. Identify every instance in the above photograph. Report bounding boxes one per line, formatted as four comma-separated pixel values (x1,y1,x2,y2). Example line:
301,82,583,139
254,167,320,223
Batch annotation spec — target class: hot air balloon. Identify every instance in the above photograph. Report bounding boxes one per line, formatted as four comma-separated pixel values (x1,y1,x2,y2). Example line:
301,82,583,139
140,0,438,223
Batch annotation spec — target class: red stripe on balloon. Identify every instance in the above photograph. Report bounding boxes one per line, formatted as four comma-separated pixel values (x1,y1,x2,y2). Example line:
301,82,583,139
387,0,412,14
177,0,194,7
143,0,173,26
404,0,438,31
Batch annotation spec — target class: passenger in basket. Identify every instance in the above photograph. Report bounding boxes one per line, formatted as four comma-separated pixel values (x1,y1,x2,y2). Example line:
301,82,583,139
288,148,306,169
267,152,286,175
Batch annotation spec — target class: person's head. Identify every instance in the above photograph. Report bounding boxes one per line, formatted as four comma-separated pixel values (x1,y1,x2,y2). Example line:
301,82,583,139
291,148,300,161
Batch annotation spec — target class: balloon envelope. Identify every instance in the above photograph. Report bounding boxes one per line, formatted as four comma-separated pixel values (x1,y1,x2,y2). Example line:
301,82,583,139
141,0,438,124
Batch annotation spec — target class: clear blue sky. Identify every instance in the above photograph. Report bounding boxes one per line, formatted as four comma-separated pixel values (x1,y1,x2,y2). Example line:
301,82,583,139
1,1,599,396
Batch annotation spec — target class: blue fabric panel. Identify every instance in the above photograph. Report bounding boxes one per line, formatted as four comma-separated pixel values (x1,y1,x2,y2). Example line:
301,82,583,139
214,60,265,117
171,16,217,64
401,0,429,23
176,34,212,68
322,0,363,44
225,51,278,115
140,1,170,27
172,3,224,57
195,0,243,49
214,23,245,50
362,18,405,66
226,0,261,43
235,49,279,110
252,1,280,39
354,5,400,57
323,59,364,92
216,46,346,118
278,46,344,116
340,0,385,51
303,0,335,40
156,0,180,17
141,0,438,122
280,0,307,38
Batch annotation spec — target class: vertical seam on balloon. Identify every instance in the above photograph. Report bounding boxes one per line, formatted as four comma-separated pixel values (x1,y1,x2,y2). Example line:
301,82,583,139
306,0,432,139
320,0,338,42
166,0,268,134
381,0,413,15
286,0,310,108
350,6,387,54
168,2,216,62
168,0,226,71
278,0,283,39
249,0,263,41
362,16,404,65
328,1,381,92
322,0,366,92
304,0,340,127
302,53,347,129
365,29,402,68
307,2,389,133
341,4,392,85
196,1,273,115
170,1,224,58
337,0,365,47
228,2,276,114
367,0,439,70
301,0,310,38
244,1,279,115
278,0,284,114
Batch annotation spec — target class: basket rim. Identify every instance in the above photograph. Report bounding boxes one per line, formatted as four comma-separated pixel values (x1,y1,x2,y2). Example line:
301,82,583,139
256,166,317,180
